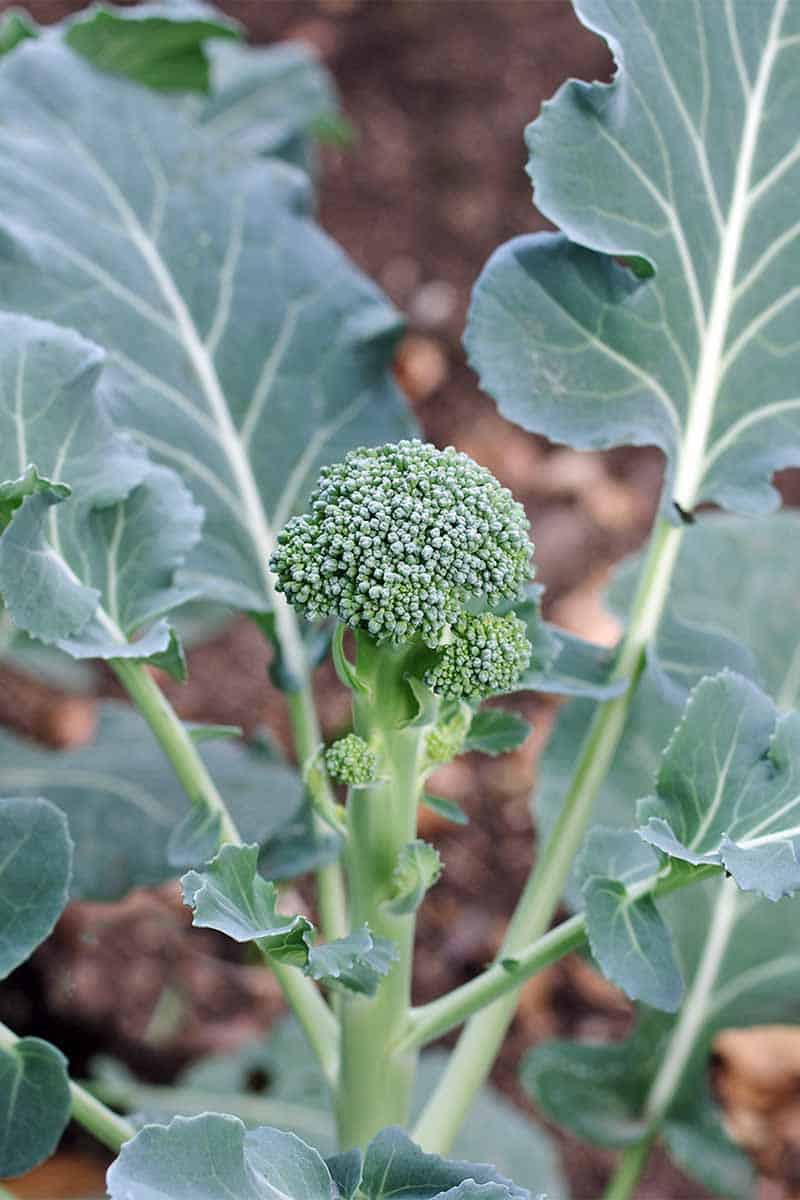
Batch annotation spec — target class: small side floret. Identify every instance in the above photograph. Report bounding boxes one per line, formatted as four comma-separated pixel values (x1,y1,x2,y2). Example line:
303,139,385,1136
325,734,379,786
271,440,532,648
424,612,531,701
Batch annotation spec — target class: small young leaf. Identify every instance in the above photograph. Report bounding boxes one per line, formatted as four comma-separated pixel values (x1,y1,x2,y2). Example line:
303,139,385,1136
65,2,240,93
0,465,70,533
106,1114,333,1200
185,722,243,745
638,672,800,900
0,1037,71,1178
463,710,531,757
181,844,312,963
387,840,442,915
0,797,72,979
306,925,397,996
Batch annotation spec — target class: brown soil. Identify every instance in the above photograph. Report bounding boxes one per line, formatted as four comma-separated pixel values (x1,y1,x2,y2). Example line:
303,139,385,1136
2,3,799,1199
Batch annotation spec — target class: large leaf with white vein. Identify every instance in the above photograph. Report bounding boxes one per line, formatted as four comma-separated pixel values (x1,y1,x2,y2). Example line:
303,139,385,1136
467,0,800,516
0,40,409,616
0,704,303,900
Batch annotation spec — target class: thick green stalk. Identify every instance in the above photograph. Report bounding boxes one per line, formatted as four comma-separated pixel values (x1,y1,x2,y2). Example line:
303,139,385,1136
110,657,338,1086
0,1021,135,1153
335,635,433,1148
413,516,684,1151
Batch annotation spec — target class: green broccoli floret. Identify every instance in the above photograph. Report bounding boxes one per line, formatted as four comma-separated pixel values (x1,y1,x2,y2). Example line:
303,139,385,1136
424,612,531,701
325,734,379,785
271,440,532,648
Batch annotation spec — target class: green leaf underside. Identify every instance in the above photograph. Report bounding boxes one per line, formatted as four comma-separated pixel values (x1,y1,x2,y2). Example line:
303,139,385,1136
525,878,800,1199
464,710,531,757
0,1036,71,1178
0,608,95,691
537,512,800,904
0,704,303,901
638,671,800,901
107,1115,534,1200
0,40,409,616
65,2,241,93
0,796,72,979
467,0,800,516
0,313,201,663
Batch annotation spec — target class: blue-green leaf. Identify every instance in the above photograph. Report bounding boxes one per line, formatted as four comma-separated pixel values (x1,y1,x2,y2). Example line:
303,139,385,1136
306,925,397,996
106,1114,333,1200
467,1,800,517
0,40,409,618
0,1036,71,1178
0,704,303,901
638,671,800,900
463,710,531,757
0,796,72,979
359,1127,530,1200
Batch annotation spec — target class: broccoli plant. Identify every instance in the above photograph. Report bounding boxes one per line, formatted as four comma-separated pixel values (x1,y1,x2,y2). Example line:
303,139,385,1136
0,2,799,1199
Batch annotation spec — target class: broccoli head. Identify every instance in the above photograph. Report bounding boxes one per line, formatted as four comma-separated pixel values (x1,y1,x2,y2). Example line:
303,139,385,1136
271,439,532,649
424,611,531,701
325,734,379,785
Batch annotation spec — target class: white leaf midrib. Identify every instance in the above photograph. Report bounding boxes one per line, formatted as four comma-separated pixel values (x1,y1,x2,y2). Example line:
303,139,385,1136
51,115,307,675
673,0,788,510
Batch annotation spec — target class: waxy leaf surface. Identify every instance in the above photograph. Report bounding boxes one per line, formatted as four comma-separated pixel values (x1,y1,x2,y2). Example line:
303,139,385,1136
0,704,303,901
468,0,800,516
357,1127,529,1200
107,1114,332,1200
525,878,800,1198
0,796,72,978
0,40,409,617
0,1036,71,1178
0,313,201,665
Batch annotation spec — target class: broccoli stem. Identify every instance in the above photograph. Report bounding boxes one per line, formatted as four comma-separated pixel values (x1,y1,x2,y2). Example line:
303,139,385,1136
335,631,436,1148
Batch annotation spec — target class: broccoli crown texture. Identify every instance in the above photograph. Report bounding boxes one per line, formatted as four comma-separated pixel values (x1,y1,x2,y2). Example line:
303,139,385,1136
325,734,379,785
271,440,532,647
424,612,531,701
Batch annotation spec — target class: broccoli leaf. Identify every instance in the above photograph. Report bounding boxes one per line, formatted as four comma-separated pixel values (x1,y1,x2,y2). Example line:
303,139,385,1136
463,710,531,757
306,925,397,996
181,844,312,963
0,1036,71,1179
198,39,338,168
525,878,800,1199
467,1,800,517
581,831,684,1012
537,512,800,904
65,2,240,93
107,1114,333,1200
0,796,72,979
358,1127,529,1200
0,704,303,901
0,40,409,619
0,315,201,669
638,671,800,900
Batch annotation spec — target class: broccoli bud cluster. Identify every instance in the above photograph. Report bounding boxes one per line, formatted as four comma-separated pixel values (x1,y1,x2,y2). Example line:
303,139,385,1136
271,440,532,649
424,612,531,701
325,734,379,785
